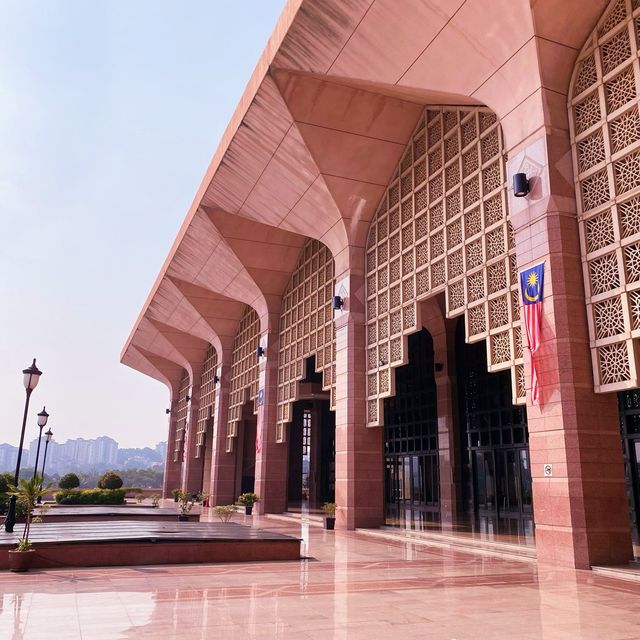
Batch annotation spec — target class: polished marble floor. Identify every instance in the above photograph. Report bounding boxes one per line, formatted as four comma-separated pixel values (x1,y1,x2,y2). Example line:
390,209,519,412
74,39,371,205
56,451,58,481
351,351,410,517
1,514,639,639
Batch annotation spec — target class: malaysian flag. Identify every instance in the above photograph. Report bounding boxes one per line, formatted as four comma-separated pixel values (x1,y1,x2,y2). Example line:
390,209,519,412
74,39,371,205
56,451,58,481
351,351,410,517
520,263,545,403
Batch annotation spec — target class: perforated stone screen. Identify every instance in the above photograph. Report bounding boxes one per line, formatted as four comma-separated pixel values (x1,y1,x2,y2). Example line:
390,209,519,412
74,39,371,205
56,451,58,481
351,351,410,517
226,306,260,452
195,343,217,458
569,0,640,391
173,369,190,462
365,106,524,427
276,239,335,442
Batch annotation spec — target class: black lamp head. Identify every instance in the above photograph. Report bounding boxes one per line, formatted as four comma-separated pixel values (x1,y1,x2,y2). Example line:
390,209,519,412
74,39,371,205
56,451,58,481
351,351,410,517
332,295,344,311
256,346,265,358
513,172,530,197
165,408,171,415
213,375,220,384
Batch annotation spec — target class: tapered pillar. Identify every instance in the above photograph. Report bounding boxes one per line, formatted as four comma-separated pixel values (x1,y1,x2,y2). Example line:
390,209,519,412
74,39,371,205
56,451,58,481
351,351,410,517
509,128,632,568
162,397,181,499
335,270,384,529
254,323,288,514
209,357,236,505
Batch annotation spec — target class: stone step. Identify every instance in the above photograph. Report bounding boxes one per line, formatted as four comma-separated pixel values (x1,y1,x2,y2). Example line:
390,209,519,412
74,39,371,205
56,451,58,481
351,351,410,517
591,564,640,583
355,527,537,563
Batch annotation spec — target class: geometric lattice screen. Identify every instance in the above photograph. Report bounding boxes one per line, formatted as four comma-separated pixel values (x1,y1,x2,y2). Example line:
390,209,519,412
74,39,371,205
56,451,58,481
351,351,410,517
226,306,260,453
569,0,640,391
195,343,217,458
366,105,524,427
173,369,190,462
276,239,335,442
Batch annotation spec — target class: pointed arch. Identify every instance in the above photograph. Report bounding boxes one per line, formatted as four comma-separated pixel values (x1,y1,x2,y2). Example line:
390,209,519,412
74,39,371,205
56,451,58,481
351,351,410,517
364,105,524,426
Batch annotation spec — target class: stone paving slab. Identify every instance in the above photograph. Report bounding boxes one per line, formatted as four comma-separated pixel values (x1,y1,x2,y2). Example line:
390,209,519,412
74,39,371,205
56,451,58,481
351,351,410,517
35,506,200,521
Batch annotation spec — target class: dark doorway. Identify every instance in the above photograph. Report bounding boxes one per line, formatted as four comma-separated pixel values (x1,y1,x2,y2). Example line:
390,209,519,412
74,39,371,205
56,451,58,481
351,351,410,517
287,357,335,512
235,402,256,496
287,399,335,511
383,328,439,528
617,389,640,560
456,319,533,540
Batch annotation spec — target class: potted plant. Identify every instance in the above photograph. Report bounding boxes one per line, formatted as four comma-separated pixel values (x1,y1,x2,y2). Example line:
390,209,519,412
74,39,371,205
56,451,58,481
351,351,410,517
171,488,180,503
7,475,51,572
322,502,336,530
238,492,258,515
150,494,160,508
176,490,194,521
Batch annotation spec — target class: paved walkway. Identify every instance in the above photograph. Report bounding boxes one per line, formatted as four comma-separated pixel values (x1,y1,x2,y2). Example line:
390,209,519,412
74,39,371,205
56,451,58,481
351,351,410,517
1,515,639,639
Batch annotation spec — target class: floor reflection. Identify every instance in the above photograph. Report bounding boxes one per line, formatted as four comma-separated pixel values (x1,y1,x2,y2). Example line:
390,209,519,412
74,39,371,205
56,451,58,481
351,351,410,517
0,514,638,639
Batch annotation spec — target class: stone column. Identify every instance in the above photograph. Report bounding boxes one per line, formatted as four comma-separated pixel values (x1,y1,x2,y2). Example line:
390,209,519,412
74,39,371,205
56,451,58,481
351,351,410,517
420,298,460,527
509,129,632,568
208,357,236,505
254,322,288,514
162,396,181,499
335,270,384,529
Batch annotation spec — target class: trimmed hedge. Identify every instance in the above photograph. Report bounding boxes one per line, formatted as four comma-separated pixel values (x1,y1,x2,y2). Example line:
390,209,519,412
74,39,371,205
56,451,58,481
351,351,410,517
55,488,126,505
98,472,123,490
59,473,80,489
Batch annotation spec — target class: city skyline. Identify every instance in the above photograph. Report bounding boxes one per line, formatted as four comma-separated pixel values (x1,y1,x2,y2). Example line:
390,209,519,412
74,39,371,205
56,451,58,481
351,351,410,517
0,435,167,475
0,0,286,449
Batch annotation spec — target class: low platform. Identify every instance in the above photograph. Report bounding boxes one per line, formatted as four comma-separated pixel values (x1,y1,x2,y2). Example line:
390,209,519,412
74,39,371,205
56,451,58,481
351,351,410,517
0,521,301,569
38,505,200,522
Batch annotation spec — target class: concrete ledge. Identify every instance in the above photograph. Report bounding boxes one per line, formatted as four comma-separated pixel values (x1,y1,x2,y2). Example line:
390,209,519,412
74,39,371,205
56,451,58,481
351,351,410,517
0,521,300,569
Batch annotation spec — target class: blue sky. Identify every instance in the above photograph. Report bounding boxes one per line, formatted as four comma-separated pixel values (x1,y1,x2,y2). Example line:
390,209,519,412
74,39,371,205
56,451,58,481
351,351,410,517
0,0,287,448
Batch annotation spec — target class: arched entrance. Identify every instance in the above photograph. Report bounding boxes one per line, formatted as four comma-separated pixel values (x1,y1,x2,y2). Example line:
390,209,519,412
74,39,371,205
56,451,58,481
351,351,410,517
234,401,256,497
287,357,335,512
384,328,439,527
617,390,640,560
456,319,533,540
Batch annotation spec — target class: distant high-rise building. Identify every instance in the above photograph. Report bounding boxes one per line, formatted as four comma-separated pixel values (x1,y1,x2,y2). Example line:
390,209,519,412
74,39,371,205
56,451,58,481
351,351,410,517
0,444,24,473
91,436,118,466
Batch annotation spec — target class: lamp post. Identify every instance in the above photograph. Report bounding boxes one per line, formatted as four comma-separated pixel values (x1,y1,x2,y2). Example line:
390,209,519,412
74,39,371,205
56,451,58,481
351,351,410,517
4,359,42,533
32,407,50,482
37,428,53,505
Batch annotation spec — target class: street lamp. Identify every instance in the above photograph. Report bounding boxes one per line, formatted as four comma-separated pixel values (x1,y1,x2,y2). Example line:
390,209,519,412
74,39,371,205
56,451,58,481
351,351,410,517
37,428,53,505
32,407,50,481
4,359,42,533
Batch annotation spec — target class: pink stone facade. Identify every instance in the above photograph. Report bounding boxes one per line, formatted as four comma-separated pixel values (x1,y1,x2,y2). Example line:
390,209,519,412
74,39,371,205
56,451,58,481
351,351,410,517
122,0,640,569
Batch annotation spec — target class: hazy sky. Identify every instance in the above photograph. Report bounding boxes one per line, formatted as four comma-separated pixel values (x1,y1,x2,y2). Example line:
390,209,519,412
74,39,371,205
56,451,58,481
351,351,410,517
0,0,286,448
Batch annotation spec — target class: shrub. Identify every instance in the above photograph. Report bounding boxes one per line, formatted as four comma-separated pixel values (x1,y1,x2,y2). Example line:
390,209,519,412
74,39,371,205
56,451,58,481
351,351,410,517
97,472,123,490
59,473,80,489
214,505,235,523
238,492,258,507
322,502,336,517
55,488,126,505
135,493,145,503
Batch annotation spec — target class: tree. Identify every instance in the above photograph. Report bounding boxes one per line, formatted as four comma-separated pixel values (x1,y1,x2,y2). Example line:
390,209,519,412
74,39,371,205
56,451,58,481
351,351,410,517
59,473,80,489
97,471,123,490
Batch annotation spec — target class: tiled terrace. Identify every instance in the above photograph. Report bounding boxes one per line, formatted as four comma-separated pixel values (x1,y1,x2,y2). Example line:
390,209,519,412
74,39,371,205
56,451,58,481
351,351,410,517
2,514,639,639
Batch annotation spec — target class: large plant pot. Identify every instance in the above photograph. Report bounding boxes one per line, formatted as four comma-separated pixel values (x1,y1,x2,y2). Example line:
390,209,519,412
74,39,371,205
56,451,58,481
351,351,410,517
178,514,189,522
324,517,335,530
244,505,253,516
8,549,35,572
